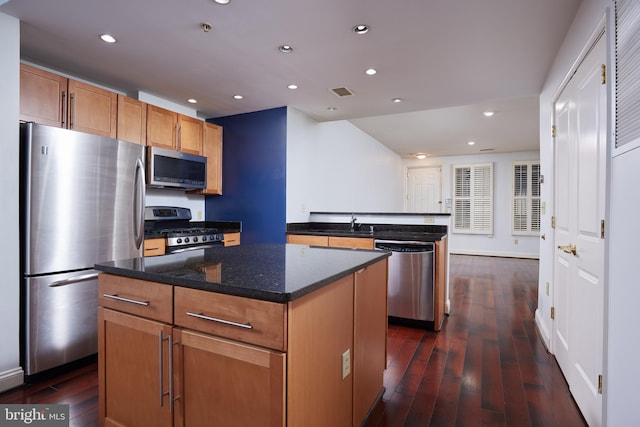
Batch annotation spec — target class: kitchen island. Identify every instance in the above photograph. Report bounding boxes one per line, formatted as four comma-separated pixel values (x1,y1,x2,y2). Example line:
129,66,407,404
95,244,389,427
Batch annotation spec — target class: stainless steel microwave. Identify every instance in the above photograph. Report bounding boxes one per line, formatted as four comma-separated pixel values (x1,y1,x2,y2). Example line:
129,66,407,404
147,146,207,189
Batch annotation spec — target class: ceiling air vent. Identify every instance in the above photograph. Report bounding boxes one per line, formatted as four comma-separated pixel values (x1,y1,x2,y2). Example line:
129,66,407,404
330,87,355,97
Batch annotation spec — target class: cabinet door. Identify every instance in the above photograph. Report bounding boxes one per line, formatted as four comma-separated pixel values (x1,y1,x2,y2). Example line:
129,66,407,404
99,308,173,427
353,259,388,426
328,236,374,250
117,95,147,145
178,115,203,155
201,122,223,194
68,80,117,138
174,329,285,427
286,234,329,246
19,63,67,127
147,105,178,150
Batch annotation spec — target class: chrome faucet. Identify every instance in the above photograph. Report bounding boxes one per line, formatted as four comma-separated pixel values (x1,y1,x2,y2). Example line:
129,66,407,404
350,214,358,232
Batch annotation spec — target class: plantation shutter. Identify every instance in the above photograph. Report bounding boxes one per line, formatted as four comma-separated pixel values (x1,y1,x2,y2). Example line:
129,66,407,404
512,161,540,235
615,0,640,147
452,163,493,234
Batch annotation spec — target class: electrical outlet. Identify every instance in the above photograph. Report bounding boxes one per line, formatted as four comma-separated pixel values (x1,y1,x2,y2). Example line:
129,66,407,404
197,210,203,220
546,282,550,296
514,239,518,245
342,349,351,379
301,203,306,213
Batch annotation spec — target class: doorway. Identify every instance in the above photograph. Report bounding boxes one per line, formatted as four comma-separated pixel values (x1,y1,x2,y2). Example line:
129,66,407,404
406,166,442,212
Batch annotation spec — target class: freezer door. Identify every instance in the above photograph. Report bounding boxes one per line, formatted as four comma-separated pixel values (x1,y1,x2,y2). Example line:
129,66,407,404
22,123,146,275
23,271,99,375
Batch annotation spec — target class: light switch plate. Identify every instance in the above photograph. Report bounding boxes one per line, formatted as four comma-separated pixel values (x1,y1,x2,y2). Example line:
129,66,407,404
342,349,350,379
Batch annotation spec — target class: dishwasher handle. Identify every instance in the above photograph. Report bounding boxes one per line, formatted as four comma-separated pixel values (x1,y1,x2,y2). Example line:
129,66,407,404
374,240,434,253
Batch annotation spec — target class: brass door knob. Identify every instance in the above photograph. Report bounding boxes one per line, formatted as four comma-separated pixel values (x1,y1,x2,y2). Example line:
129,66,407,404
557,243,577,256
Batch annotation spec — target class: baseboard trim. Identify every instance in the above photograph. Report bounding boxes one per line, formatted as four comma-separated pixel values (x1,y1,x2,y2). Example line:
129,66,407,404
450,249,539,259
534,308,552,353
0,367,24,393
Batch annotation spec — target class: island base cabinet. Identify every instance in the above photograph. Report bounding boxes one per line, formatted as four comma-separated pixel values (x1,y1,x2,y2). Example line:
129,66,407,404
174,329,285,427
98,308,173,427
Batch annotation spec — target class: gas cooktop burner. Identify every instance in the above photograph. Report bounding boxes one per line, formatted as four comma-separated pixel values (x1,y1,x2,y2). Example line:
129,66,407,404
144,206,225,250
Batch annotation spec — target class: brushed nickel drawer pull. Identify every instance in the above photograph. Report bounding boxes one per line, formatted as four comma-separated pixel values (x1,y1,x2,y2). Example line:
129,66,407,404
103,293,150,306
186,311,253,329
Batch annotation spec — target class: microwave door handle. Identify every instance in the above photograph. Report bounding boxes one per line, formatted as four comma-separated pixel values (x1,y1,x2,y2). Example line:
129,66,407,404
133,157,146,250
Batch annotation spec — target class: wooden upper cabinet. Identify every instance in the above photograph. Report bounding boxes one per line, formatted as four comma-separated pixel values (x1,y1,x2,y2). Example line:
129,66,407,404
68,80,117,138
19,63,67,127
117,95,147,145
178,114,203,155
19,64,117,138
190,122,223,195
147,104,203,155
146,104,178,150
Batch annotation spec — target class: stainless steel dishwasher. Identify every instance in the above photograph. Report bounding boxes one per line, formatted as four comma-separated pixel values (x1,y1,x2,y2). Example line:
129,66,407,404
374,240,435,323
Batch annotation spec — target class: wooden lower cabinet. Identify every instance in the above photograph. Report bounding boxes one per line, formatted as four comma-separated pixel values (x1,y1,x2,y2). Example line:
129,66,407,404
286,234,328,246
222,232,241,247
329,236,374,250
99,263,387,427
434,237,448,331
175,329,285,427
143,238,166,256
99,308,173,427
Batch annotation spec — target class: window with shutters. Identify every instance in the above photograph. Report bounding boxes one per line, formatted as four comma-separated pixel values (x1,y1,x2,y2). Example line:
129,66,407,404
452,163,493,235
615,0,640,148
512,160,541,236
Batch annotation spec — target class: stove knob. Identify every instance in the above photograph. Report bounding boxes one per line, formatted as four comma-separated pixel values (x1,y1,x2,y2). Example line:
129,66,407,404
185,237,190,243
177,238,183,244
201,236,207,242
193,237,199,243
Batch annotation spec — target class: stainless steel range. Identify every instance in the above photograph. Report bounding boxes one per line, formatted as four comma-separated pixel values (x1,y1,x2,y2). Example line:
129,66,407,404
144,206,224,253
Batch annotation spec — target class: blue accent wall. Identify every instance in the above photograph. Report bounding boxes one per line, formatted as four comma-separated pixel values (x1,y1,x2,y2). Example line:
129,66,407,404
206,107,287,244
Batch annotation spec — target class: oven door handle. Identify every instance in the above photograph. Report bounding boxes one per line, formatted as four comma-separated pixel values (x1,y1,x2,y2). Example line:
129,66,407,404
170,244,222,253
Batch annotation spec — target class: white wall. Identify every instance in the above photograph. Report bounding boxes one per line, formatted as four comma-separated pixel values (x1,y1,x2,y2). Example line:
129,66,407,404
286,107,404,222
0,11,23,392
403,151,540,258
607,143,640,426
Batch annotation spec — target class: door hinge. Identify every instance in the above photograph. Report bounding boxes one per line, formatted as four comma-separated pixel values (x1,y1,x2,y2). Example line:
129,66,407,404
601,64,606,85
551,307,555,320
551,125,556,138
551,216,556,229
598,374,603,394
601,219,605,239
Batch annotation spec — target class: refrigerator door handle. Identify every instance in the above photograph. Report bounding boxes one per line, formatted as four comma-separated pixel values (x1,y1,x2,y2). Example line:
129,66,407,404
134,157,146,250
48,271,99,287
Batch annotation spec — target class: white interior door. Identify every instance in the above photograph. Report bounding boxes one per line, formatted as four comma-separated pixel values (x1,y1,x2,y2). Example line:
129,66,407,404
407,166,442,212
552,33,606,427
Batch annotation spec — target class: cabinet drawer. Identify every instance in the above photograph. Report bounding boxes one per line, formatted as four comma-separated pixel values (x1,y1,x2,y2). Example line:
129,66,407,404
143,238,166,256
98,274,173,323
174,287,286,351
328,236,374,250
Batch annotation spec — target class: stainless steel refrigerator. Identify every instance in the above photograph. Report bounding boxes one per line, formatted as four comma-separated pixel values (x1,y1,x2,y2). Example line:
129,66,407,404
20,122,146,376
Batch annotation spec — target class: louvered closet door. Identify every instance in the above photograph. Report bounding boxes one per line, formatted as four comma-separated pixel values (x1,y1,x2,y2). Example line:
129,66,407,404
552,32,606,427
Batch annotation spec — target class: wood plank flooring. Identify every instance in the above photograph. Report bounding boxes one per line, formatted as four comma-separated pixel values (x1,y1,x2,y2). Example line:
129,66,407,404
0,255,587,426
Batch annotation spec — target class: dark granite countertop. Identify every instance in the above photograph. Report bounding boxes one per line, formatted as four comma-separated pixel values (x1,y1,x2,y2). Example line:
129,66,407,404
95,243,389,303
287,222,447,242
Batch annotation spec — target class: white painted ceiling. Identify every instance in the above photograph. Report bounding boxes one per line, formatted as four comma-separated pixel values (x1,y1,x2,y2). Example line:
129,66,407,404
1,0,581,157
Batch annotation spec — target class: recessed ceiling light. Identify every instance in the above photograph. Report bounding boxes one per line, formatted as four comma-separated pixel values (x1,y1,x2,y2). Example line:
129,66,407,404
353,25,369,35
416,154,427,159
365,68,377,76
483,111,495,117
279,45,293,53
468,141,476,145
187,98,197,104
327,107,336,111
392,98,403,103
233,95,243,100
100,34,116,43
213,0,230,4
287,84,298,90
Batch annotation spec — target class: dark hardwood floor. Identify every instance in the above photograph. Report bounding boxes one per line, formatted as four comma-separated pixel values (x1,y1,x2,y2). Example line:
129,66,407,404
0,255,587,426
